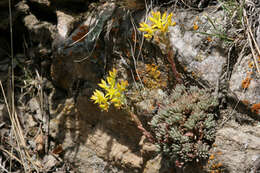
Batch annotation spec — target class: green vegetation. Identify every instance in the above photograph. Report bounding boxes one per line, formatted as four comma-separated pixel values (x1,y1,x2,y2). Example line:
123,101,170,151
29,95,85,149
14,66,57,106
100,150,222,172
149,84,219,167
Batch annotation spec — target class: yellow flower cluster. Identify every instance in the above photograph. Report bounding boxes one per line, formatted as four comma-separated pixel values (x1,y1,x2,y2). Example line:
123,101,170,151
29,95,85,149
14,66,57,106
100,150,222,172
91,68,128,111
139,11,176,38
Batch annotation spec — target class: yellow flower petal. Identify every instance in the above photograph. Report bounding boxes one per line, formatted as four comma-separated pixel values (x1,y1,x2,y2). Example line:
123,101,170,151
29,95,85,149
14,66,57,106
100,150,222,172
107,76,115,87
98,79,109,90
91,89,107,104
109,68,117,79
113,102,122,109
111,97,120,104
90,95,98,103
144,34,152,38
149,16,158,25
139,27,147,32
139,11,175,38
117,80,128,92
105,88,117,99
139,22,149,28
99,103,109,111
162,12,167,21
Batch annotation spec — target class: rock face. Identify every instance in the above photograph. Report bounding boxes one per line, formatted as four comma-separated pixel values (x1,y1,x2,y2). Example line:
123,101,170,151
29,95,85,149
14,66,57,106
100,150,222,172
5,0,260,172
212,121,260,173
229,54,260,115
169,9,227,87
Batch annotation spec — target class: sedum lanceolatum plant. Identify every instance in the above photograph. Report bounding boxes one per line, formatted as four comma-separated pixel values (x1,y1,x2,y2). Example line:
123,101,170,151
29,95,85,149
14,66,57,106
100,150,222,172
139,11,176,39
91,68,128,111
139,11,182,84
149,84,219,167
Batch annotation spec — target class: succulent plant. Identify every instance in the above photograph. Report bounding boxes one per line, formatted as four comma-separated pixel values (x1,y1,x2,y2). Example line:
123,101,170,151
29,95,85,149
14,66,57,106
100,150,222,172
149,84,219,167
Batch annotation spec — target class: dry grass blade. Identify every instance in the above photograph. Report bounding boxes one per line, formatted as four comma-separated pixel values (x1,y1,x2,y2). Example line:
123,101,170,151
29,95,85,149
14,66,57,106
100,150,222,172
243,9,260,76
0,81,27,171
35,70,49,154
0,163,10,173
0,81,40,172
0,145,23,165
7,0,27,171
4,0,40,172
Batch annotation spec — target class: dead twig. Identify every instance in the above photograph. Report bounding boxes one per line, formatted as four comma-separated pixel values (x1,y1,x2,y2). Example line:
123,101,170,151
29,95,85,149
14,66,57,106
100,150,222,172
243,9,260,75
0,145,23,165
0,162,10,173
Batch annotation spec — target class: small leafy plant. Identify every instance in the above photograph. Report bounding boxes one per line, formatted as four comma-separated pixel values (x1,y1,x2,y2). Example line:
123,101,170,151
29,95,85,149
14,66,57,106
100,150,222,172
149,84,219,167
91,68,128,111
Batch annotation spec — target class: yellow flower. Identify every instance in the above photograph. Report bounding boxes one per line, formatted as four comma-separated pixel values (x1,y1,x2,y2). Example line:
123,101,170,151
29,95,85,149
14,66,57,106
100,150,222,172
111,97,122,109
105,87,118,99
98,79,109,90
139,11,176,38
99,103,109,111
117,80,129,92
109,68,117,79
106,76,116,88
139,22,155,34
91,68,128,112
139,22,155,38
113,103,122,109
144,34,152,38
91,89,108,104
149,11,162,29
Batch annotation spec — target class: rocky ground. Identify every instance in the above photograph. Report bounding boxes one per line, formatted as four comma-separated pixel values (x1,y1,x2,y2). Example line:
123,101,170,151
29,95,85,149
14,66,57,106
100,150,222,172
0,0,260,173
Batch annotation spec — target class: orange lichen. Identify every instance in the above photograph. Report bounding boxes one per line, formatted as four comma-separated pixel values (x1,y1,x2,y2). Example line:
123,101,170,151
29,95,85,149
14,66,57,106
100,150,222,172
216,151,222,155
216,163,223,167
242,100,250,106
207,151,225,172
72,25,89,42
241,77,251,89
209,154,215,160
192,71,198,79
246,71,253,75
251,103,260,114
193,16,200,31
248,61,254,68
248,56,260,70
193,23,199,30
207,36,212,42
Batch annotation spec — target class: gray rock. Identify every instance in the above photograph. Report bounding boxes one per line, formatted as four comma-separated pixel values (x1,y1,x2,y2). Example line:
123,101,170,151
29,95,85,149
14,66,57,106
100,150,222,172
229,54,260,114
213,121,260,172
55,2,116,56
168,9,227,87
23,14,56,44
55,11,75,43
